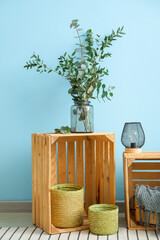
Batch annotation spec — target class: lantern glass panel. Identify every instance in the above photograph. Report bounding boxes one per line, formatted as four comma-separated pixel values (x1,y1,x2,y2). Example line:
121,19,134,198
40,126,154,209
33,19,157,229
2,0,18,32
121,122,145,148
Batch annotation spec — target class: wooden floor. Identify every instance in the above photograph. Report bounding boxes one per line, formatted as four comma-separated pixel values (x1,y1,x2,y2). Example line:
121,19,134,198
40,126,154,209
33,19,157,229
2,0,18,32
0,213,159,240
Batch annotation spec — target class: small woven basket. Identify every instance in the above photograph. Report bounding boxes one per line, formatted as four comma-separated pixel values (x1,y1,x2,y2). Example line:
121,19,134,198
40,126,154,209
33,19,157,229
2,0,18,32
51,184,84,228
89,204,119,235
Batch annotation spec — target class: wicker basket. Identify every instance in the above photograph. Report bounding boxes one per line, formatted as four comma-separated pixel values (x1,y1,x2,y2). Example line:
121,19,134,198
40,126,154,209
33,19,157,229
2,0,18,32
89,204,119,235
51,184,84,228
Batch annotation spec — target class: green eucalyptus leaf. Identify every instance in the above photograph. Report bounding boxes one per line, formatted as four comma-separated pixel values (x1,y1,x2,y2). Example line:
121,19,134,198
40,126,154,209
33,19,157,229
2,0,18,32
54,126,71,134
111,86,115,90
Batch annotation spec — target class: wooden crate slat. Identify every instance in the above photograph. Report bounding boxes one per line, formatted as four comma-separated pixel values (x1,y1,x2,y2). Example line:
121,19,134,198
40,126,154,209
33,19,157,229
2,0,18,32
57,136,85,143
96,140,100,204
104,141,110,203
124,152,160,160
132,162,160,170
43,135,52,233
99,141,105,203
48,132,114,137
91,139,96,205
85,138,96,212
132,171,160,179
67,141,75,184
58,142,66,184
85,138,92,212
123,157,130,228
76,140,83,186
42,136,46,231
128,163,133,199
132,180,160,189
32,134,36,224
39,135,43,228
51,140,57,187
51,213,89,234
109,141,115,204
36,135,40,227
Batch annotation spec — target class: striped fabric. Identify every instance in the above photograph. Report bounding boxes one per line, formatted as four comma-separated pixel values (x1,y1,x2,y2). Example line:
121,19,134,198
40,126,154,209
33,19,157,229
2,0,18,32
0,227,159,240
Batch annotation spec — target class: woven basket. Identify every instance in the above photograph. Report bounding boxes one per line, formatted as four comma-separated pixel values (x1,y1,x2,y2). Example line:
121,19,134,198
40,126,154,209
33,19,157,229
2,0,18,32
51,184,84,228
89,204,119,235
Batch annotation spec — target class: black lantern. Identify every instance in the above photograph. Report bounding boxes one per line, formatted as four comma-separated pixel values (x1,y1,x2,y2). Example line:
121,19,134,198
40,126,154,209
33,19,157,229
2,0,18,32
121,122,145,151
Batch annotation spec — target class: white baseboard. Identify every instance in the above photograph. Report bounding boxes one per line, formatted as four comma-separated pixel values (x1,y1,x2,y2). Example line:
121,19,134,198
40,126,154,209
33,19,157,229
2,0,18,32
0,200,125,213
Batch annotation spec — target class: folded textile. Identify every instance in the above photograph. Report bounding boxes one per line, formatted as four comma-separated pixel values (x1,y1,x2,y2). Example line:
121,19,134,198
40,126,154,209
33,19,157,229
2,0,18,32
135,184,160,232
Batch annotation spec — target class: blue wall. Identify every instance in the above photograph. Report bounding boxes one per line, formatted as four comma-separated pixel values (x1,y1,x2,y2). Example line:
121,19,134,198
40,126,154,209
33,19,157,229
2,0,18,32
0,0,160,200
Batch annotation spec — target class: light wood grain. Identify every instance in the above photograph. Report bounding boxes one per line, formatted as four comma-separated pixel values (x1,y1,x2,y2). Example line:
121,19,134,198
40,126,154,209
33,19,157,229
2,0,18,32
32,134,36,224
39,135,43,228
128,164,133,199
85,138,93,212
125,148,141,153
91,139,96,205
103,141,110,203
49,132,115,137
132,180,160,189
132,162,160,170
123,157,130,228
124,152,160,160
45,135,52,233
42,135,46,231
96,140,100,204
76,141,83,186
51,213,89,234
58,142,66,184
67,141,75,184
51,139,57,187
132,171,160,179
35,135,40,227
110,141,115,204
99,141,104,203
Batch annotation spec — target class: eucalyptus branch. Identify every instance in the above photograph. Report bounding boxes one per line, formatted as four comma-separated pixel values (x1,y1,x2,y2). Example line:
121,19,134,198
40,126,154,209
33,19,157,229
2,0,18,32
24,20,125,103
24,53,67,78
87,27,124,79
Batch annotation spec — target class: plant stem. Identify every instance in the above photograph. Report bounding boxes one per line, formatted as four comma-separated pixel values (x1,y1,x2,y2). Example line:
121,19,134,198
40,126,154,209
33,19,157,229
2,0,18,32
75,113,78,132
75,28,83,89
46,66,67,79
83,119,87,132
76,28,83,65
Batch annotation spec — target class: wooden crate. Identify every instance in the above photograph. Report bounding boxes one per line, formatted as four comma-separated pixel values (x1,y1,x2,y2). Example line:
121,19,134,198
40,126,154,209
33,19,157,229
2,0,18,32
123,151,160,230
32,133,115,234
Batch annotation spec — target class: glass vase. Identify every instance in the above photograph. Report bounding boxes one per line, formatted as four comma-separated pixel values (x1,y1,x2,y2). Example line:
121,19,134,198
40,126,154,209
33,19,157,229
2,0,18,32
71,101,94,133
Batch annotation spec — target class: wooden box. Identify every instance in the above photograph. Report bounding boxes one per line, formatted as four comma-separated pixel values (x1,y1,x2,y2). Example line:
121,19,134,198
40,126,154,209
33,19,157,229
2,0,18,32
32,133,115,234
123,151,160,230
